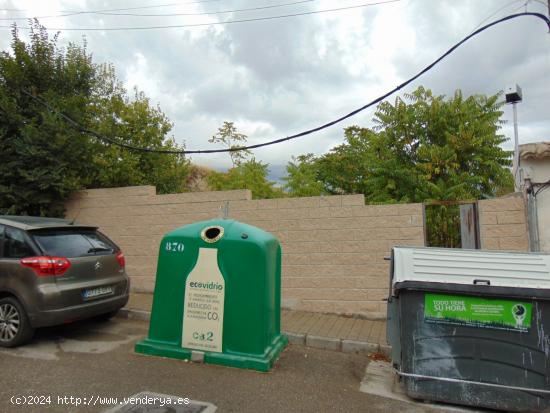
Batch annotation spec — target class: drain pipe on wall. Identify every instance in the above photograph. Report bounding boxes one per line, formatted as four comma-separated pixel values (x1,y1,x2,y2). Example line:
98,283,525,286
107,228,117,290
525,178,541,252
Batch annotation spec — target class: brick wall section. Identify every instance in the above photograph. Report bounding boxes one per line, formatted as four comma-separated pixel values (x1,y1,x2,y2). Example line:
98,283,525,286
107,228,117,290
65,186,252,292
478,193,529,251
65,186,425,319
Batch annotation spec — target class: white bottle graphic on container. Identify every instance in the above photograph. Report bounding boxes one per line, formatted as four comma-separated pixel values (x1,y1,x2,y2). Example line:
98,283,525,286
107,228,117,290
182,248,225,352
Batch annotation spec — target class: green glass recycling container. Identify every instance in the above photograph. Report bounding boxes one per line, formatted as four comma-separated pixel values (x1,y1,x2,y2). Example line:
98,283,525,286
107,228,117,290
135,219,287,372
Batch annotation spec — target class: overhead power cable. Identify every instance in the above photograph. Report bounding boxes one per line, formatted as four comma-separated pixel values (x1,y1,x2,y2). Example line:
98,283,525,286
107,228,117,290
469,0,524,33
534,180,550,196
0,0,401,31
20,12,550,155
0,0,222,14
0,0,315,21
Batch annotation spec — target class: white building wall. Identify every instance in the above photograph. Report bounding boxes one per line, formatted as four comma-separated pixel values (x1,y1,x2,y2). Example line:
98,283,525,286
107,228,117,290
520,143,550,253
539,189,550,253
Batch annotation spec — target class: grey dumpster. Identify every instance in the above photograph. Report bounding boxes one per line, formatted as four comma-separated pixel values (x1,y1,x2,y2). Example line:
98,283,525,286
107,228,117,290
387,246,550,412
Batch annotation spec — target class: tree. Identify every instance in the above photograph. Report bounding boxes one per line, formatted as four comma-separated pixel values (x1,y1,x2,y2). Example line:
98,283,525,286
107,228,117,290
209,121,252,167
0,23,96,216
308,87,512,203
283,154,326,197
207,159,283,199
206,122,281,199
0,21,189,216
88,65,189,194
283,87,513,247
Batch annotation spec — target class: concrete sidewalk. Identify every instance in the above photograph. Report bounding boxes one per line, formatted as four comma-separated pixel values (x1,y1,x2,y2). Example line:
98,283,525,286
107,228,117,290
122,293,389,355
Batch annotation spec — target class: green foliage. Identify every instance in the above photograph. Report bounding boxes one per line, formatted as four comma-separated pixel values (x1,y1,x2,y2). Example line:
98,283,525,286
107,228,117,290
207,122,281,199
425,205,462,248
316,126,413,200
282,86,513,246
313,87,512,203
0,21,189,216
283,154,326,197
88,65,188,194
209,121,252,167
495,169,514,197
0,23,95,216
207,159,283,199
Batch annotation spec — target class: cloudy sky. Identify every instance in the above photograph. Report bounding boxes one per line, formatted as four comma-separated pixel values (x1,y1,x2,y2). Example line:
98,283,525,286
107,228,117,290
1,0,549,180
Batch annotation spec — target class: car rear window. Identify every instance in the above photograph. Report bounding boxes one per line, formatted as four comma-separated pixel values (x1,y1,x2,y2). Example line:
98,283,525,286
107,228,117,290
32,229,117,258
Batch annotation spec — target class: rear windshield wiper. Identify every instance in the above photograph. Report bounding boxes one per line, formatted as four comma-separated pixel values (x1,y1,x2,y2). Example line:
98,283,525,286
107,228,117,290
87,247,113,253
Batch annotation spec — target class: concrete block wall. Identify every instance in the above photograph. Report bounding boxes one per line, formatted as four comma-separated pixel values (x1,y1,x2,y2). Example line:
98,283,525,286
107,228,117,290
65,186,424,319
478,193,529,251
65,186,529,318
229,196,425,318
65,186,252,293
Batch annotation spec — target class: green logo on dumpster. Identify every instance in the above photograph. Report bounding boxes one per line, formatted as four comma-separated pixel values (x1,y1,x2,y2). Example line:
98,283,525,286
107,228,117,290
424,293,532,332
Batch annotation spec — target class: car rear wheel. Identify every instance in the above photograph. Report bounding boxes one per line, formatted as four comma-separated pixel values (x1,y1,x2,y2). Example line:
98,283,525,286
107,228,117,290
0,297,34,347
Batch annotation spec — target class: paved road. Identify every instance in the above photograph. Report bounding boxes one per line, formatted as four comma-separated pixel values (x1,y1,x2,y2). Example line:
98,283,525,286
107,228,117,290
0,318,433,413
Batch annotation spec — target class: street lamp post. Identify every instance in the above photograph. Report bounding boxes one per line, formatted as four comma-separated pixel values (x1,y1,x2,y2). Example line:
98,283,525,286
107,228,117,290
505,84,523,191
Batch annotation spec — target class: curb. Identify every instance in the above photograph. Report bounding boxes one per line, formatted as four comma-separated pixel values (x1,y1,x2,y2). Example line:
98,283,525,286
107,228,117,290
306,335,341,351
118,307,389,355
360,361,479,412
342,339,379,354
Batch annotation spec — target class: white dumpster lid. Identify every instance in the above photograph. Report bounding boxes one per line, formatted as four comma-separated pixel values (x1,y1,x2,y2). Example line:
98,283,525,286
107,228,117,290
392,246,550,289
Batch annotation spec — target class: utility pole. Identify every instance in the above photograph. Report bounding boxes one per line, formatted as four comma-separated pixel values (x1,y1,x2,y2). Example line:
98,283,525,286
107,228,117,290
505,85,523,191
512,102,520,190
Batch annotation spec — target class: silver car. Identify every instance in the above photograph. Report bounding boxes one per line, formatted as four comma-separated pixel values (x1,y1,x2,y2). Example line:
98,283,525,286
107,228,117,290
0,216,129,347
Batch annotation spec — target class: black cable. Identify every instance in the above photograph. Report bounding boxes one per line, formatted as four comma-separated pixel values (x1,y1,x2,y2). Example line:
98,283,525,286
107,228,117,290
0,0,222,15
534,180,550,196
99,0,314,17
21,91,186,154
0,1,401,30
0,0,315,21
468,0,524,34
20,12,550,155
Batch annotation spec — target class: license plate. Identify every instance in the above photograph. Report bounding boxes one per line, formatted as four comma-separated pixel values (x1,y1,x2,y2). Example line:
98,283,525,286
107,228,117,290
82,286,113,299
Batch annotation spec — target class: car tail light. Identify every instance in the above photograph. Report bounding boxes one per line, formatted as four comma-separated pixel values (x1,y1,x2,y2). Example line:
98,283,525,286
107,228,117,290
20,256,71,276
116,251,125,268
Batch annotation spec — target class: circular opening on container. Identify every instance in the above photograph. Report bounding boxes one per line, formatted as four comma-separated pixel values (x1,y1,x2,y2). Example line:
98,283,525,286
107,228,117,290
201,226,224,243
